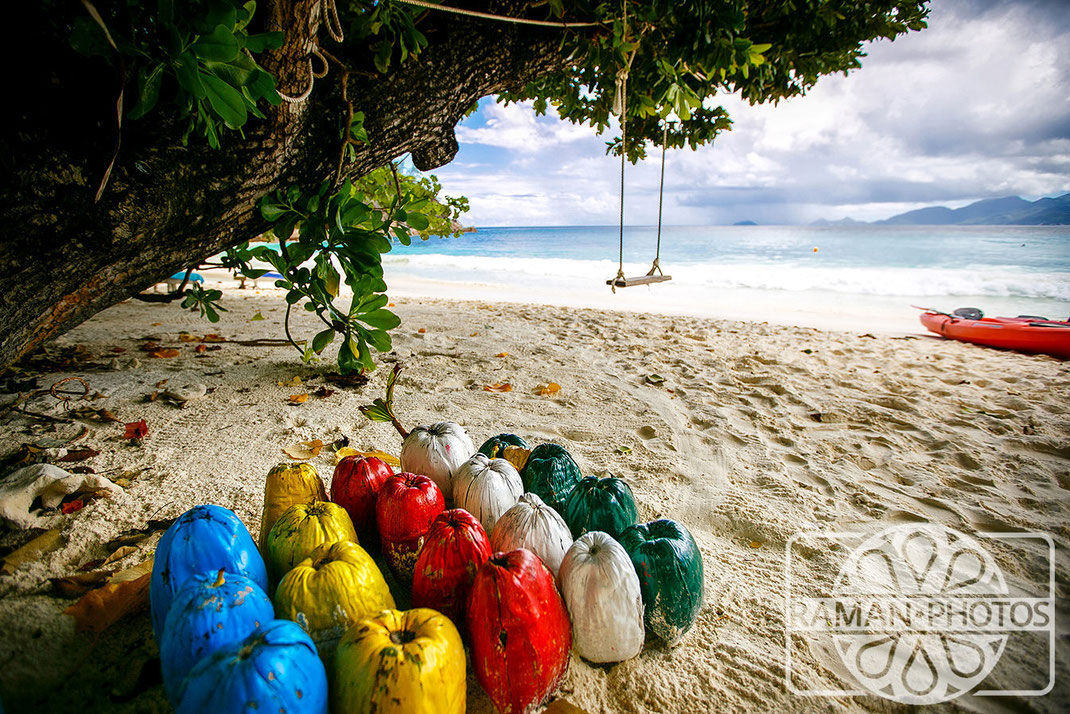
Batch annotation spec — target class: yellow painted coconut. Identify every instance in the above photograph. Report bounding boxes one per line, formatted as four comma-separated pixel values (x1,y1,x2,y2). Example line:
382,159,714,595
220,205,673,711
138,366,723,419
259,462,327,549
501,445,532,473
274,540,395,658
331,608,465,714
265,501,357,584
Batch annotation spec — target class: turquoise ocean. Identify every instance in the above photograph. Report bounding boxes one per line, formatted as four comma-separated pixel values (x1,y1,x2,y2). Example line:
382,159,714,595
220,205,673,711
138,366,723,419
383,225,1070,333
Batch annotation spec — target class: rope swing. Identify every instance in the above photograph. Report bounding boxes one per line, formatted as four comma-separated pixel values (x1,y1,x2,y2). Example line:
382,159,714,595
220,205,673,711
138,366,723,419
606,4,672,292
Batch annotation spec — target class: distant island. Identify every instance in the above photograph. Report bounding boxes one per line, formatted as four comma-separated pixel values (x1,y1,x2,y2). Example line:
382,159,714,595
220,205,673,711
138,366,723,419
812,192,1070,226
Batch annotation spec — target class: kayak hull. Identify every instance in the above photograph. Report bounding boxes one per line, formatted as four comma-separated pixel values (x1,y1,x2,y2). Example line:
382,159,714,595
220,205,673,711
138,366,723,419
920,313,1070,359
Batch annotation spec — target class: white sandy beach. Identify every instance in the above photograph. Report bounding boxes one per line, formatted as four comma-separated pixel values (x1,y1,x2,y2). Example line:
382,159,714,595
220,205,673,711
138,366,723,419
0,284,1067,713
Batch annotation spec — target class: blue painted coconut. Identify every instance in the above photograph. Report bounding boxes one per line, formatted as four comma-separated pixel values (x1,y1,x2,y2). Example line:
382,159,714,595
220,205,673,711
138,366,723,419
150,504,268,641
159,569,275,702
175,619,327,714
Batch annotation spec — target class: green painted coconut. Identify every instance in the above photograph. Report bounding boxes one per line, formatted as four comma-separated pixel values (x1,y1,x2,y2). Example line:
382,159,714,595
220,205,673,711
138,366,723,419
477,433,528,459
563,476,638,539
520,443,581,514
618,519,704,643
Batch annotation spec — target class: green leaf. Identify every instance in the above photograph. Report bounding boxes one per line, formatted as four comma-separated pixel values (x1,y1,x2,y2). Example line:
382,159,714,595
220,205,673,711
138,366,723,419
201,73,248,128
338,336,361,374
246,31,285,53
312,328,335,354
128,64,165,120
406,212,429,231
192,25,240,63
357,309,401,331
176,53,206,99
366,328,392,353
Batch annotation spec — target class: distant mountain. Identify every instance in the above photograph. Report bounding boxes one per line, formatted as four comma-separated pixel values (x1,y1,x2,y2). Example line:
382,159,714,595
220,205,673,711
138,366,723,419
733,220,758,226
812,193,1070,226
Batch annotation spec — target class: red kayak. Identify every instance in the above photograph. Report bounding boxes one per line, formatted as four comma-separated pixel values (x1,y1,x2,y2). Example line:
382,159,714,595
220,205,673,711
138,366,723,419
919,312,1070,359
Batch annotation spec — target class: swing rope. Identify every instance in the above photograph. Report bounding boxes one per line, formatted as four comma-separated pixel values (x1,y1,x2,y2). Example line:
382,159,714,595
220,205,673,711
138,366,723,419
611,0,633,293
650,122,669,277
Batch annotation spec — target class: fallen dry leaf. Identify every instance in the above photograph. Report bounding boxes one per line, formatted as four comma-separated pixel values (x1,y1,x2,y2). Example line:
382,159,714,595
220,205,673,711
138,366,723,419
534,382,562,396
50,571,111,598
124,419,148,440
58,446,101,462
178,333,199,343
496,352,509,358
62,498,85,515
543,700,591,714
63,570,151,634
484,382,513,393
277,375,302,387
313,386,335,398
289,393,309,404
105,532,150,551
2,529,64,574
251,311,266,321
109,556,153,584
103,545,138,566
388,302,395,307
149,348,180,359
195,344,207,353
417,328,426,334
334,447,401,467
282,439,324,460
749,540,763,549
471,332,479,337
203,334,227,343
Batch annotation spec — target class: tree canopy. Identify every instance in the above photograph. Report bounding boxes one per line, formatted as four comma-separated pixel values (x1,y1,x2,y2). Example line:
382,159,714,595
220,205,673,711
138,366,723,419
1,0,928,371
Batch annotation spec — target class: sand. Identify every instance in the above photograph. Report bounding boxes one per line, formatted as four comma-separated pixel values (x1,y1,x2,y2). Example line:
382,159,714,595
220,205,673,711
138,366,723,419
0,285,1067,713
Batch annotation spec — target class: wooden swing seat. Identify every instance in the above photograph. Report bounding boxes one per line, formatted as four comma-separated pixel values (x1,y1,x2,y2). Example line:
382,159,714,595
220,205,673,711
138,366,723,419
606,273,672,288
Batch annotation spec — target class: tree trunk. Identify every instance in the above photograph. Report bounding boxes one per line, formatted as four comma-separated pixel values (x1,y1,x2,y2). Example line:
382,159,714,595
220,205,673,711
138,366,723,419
0,1,568,367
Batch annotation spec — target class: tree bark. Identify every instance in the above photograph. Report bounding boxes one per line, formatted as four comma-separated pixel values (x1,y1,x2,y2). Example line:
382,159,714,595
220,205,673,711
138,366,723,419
0,1,569,367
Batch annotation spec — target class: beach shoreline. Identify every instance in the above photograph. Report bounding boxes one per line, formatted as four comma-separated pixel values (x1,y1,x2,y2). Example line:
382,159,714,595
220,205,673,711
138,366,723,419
0,287,1067,712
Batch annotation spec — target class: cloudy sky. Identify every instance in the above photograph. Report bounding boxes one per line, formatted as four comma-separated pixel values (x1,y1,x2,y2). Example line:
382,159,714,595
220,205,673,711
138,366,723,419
427,0,1070,226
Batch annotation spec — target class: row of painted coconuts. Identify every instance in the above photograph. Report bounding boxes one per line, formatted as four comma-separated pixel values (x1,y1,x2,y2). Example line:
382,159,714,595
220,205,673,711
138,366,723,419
149,422,704,713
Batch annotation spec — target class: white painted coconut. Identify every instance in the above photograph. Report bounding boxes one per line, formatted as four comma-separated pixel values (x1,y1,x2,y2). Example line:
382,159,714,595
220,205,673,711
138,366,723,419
558,531,645,663
452,454,523,534
489,493,573,577
399,422,475,501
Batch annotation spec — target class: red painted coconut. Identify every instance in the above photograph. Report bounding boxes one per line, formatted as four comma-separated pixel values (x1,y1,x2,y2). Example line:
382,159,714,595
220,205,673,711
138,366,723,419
412,509,492,625
467,549,571,714
376,472,445,582
330,455,393,542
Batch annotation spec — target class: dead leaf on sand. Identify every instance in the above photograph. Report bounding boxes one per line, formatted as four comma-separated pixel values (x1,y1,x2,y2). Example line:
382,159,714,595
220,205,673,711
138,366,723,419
289,393,309,404
103,545,138,566
282,439,324,460
277,375,303,387
534,382,561,396
496,352,509,357
2,528,64,574
50,571,111,598
251,311,266,321
124,419,148,440
57,447,100,462
64,569,151,634
148,348,180,359
484,382,512,393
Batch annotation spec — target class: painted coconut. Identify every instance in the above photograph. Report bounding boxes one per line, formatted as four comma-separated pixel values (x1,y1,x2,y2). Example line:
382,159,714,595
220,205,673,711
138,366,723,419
477,433,528,459
562,475,638,539
330,455,393,542
400,422,475,500
618,519,704,643
264,501,357,584
452,453,523,534
467,549,571,714
174,619,327,714
150,504,268,641
376,473,446,582
558,531,644,663
159,569,275,702
260,462,327,549
331,608,466,714
489,493,573,578
274,540,395,658
411,509,491,624
520,443,582,514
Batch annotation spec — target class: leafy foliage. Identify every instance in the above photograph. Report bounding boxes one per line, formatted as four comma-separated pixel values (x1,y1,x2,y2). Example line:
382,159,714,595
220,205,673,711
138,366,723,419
69,0,284,148
222,168,467,373
495,0,929,160
181,284,228,323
